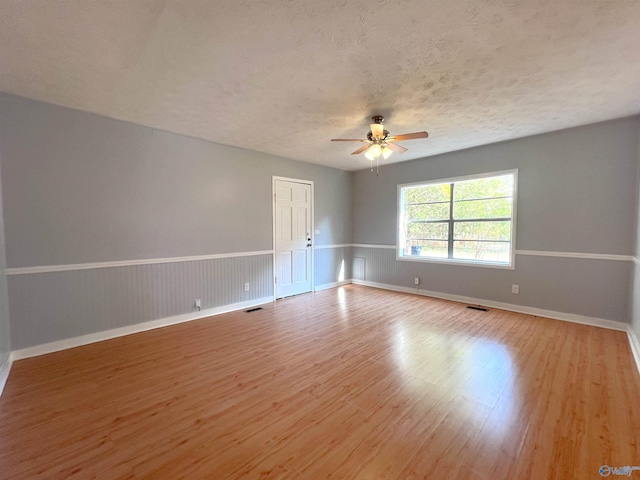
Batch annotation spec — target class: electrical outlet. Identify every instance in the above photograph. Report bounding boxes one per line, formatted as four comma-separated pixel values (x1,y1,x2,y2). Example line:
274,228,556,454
195,299,202,308
414,277,420,285
511,284,520,294
244,283,250,292
314,229,320,235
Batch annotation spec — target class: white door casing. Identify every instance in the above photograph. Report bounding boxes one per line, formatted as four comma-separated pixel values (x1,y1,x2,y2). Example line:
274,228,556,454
273,178,313,298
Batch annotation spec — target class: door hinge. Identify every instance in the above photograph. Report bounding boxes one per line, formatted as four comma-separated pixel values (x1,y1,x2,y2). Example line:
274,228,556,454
275,276,277,283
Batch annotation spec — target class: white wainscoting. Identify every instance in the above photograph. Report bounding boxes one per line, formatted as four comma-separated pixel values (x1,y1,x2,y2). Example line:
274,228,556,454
11,296,274,361
0,357,12,399
7,252,275,350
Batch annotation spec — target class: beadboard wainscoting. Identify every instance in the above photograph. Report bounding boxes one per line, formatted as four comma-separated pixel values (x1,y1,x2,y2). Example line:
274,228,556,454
5,245,357,354
7,253,274,351
313,245,353,289
351,245,633,324
0,356,11,399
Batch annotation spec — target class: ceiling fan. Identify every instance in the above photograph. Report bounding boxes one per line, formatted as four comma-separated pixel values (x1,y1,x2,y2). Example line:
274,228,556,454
331,116,429,174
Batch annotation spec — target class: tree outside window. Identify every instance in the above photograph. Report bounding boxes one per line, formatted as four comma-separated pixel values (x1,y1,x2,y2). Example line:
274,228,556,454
398,171,517,267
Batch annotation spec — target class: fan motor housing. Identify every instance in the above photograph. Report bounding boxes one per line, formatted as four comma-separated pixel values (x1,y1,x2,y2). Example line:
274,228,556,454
367,130,389,142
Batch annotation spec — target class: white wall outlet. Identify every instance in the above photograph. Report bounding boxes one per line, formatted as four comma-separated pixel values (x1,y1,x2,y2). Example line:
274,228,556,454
512,284,520,294
195,299,202,308
314,229,320,235
244,283,250,292
414,277,420,285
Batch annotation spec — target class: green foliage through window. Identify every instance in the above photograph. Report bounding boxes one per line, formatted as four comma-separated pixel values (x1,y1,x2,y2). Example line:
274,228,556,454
399,172,516,265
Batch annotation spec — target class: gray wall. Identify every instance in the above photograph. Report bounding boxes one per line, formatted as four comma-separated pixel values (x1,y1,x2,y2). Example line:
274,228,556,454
0,147,11,365
631,120,640,338
0,93,352,349
353,117,640,323
0,94,351,267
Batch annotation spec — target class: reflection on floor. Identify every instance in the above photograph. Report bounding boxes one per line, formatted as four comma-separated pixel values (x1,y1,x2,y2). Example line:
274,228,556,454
1,284,639,479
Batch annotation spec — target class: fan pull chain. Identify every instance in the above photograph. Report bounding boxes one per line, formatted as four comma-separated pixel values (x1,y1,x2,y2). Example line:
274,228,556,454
370,156,380,175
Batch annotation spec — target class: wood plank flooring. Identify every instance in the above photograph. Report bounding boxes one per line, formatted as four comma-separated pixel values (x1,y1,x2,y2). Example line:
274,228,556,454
1,285,639,479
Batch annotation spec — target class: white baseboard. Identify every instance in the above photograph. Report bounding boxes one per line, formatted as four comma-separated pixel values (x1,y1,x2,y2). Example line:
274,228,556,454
627,327,640,376
0,356,12,399
314,279,352,292
11,296,274,361
351,279,629,332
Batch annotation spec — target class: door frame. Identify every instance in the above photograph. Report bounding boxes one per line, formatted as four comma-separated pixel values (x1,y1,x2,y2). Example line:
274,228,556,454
272,176,315,300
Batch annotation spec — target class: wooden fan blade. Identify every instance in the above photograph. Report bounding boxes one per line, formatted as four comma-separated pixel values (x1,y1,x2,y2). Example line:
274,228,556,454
370,123,384,139
386,142,408,153
351,144,371,155
331,138,367,142
387,131,429,141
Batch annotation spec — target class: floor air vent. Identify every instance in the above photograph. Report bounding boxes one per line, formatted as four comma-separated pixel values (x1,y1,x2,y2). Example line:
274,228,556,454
467,306,488,312
245,307,263,313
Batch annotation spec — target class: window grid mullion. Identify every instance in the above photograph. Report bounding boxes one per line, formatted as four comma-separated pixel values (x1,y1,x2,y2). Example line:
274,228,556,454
405,200,451,206
410,238,450,242
453,195,512,203
399,171,516,266
452,217,512,223
453,239,511,243
447,183,454,259
407,219,451,224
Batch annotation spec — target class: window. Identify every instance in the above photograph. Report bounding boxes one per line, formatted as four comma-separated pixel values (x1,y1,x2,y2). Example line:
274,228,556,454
398,170,517,268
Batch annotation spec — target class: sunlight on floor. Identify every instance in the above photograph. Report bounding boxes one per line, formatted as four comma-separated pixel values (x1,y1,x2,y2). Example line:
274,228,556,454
392,321,517,437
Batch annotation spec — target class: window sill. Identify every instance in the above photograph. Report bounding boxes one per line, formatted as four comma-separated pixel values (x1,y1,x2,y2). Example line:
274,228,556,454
396,254,515,270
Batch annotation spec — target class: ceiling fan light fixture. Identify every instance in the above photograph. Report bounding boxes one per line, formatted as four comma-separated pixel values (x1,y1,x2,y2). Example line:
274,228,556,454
331,115,429,174
370,123,384,139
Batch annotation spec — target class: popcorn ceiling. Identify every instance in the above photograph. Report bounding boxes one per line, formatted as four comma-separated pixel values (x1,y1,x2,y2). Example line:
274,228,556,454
0,0,639,171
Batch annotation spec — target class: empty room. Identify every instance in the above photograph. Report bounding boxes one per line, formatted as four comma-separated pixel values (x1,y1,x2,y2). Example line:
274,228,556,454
1,1,640,479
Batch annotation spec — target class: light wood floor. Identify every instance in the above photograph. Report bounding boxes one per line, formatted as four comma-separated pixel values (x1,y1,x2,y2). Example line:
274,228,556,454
1,285,639,479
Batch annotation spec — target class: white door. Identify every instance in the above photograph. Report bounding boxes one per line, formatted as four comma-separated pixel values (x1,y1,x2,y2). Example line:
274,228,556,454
274,178,312,298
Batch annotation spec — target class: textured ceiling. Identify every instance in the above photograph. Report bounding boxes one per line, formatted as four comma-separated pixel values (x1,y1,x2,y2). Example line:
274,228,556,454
1,0,639,171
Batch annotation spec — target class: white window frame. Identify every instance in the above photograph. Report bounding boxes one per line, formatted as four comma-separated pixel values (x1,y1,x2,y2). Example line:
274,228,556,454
396,169,518,270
